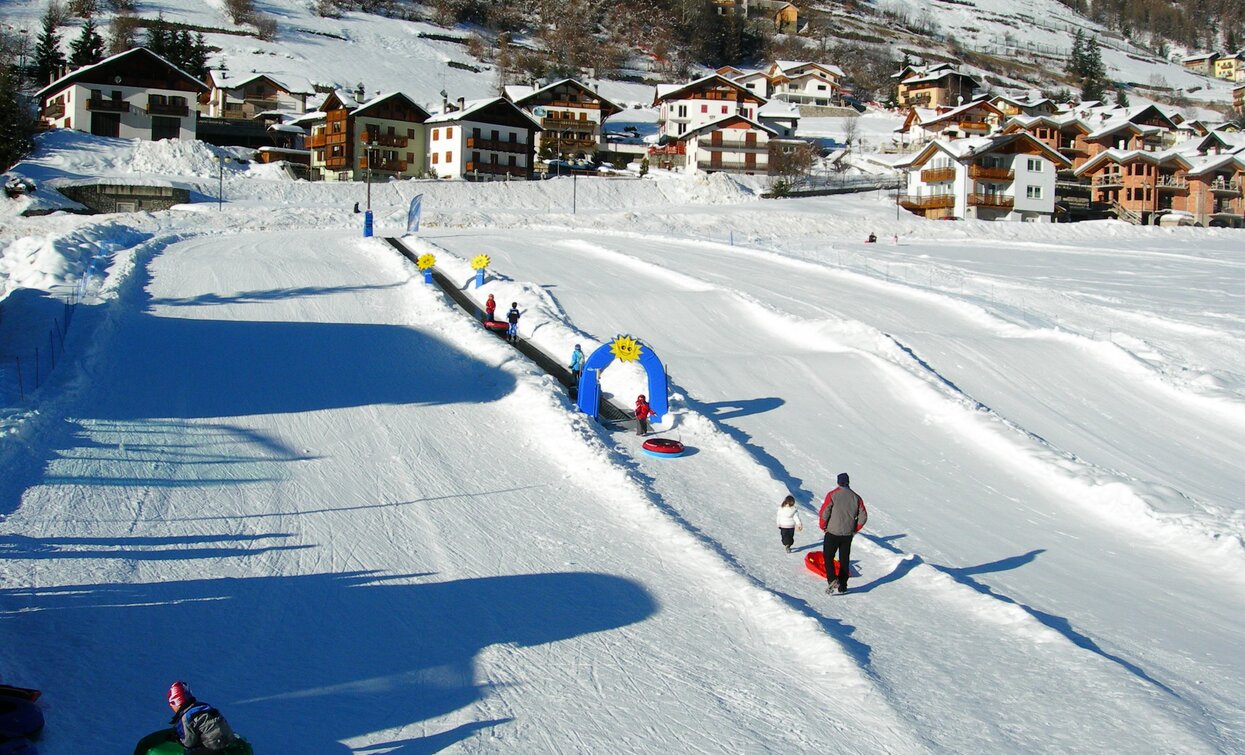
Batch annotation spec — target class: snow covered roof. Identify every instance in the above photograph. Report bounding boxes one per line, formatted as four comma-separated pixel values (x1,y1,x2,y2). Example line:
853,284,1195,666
652,75,766,106
353,91,431,120
425,97,543,130
205,70,314,95
36,47,208,100
505,79,624,117
771,60,845,79
757,99,800,119
675,113,777,141
908,133,1071,168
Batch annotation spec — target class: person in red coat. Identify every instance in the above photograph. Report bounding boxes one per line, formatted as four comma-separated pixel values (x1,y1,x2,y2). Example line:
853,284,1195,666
484,294,496,322
634,394,655,436
818,472,868,595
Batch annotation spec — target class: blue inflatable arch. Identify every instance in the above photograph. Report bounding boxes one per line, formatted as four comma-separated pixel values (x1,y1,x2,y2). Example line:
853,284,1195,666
576,340,668,422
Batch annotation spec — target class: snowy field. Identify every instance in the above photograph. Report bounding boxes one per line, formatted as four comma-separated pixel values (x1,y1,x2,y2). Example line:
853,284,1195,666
1,133,1244,753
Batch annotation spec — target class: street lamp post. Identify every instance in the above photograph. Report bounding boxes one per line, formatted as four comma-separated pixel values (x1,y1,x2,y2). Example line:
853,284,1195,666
362,142,377,237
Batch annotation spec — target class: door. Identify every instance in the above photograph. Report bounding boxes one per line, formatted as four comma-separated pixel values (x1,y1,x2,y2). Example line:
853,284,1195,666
90,111,120,137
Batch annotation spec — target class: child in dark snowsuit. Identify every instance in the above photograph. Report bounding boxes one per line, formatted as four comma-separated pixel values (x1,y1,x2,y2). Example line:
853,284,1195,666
506,302,521,342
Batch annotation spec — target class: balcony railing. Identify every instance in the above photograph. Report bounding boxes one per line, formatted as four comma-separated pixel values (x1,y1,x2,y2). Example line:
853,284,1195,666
147,101,189,117
1093,173,1124,188
898,194,955,210
1155,175,1188,190
958,120,990,131
465,162,528,177
360,132,409,148
703,141,768,153
360,157,409,172
465,137,528,153
542,116,594,128
42,102,65,119
920,166,956,182
699,159,765,171
325,156,348,169
968,164,1014,180
968,193,1015,208
306,133,328,148
1058,141,1089,154
1208,180,1242,195
85,97,130,113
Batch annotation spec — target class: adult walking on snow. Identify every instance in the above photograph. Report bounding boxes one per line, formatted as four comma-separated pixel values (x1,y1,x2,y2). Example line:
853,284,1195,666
506,302,521,343
819,472,867,595
776,494,803,553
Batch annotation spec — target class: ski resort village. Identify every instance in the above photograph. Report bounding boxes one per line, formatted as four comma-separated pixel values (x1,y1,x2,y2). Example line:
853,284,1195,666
1,0,1244,752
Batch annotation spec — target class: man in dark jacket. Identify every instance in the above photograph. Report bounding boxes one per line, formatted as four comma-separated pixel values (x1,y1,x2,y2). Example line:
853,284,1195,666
818,472,868,595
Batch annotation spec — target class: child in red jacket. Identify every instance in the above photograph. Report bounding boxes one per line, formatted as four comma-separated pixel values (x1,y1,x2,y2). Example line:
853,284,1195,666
635,394,655,436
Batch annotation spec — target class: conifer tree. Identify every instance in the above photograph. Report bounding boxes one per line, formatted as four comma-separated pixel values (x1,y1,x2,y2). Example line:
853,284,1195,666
1080,35,1108,102
1065,29,1085,80
68,16,105,69
0,61,36,170
33,5,66,86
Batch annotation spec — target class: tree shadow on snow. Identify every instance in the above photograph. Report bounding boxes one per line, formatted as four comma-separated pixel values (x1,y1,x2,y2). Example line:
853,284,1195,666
0,532,307,561
0,570,657,752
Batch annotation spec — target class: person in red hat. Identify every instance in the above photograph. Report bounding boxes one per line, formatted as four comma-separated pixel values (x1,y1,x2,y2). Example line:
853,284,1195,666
134,681,250,754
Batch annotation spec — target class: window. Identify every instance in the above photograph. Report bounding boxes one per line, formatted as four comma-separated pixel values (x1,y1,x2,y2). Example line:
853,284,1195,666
1026,186,1043,199
491,130,499,141
701,104,708,113
151,115,179,141
721,105,728,113
445,151,452,163
432,128,439,141
1027,158,1042,172
407,128,414,138
406,152,414,162
432,152,439,164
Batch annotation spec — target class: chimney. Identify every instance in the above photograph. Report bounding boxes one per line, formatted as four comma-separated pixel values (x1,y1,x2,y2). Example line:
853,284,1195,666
457,97,466,111
441,93,448,112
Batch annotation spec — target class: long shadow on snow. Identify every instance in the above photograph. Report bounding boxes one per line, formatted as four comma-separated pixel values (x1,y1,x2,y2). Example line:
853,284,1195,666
0,570,656,752
0,311,516,508
0,532,307,560
702,396,785,422
148,282,406,308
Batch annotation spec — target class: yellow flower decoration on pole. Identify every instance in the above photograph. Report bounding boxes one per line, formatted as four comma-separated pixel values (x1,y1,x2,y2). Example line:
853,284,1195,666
416,253,436,271
610,335,643,362
471,254,491,271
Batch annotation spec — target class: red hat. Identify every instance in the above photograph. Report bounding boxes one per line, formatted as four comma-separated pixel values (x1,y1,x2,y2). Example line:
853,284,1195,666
168,680,194,711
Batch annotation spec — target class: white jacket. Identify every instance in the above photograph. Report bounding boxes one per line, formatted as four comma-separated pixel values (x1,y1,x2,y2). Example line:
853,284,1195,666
776,504,803,529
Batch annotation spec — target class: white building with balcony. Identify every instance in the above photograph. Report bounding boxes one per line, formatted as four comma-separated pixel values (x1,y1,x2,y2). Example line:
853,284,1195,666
898,133,1070,221
653,74,767,141
503,79,622,161
36,47,207,141
202,70,311,122
425,97,542,180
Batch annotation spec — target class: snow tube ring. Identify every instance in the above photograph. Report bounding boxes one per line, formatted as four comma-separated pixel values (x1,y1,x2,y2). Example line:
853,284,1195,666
641,438,685,458
483,320,509,331
0,696,44,739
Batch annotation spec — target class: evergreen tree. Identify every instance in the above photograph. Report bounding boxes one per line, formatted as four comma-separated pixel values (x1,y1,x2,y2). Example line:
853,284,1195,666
33,5,66,87
187,33,209,79
68,16,105,69
1080,35,1108,102
146,15,171,60
0,61,36,170
1066,29,1085,79
1114,88,1130,107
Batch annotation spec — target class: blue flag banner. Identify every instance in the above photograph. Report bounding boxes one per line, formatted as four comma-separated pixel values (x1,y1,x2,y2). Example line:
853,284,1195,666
406,194,423,234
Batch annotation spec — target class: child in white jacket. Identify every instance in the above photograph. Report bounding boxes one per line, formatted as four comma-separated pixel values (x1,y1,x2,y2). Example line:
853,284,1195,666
776,495,803,553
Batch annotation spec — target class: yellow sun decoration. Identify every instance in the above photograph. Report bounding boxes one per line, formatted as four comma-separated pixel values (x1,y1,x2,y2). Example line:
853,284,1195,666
610,336,642,362
471,254,491,270
416,253,436,270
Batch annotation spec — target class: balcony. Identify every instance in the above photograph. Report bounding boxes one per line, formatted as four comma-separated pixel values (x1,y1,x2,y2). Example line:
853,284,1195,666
703,141,768,153
465,162,528,177
41,102,65,120
306,133,327,148
968,164,1014,180
147,100,189,117
360,157,409,172
1058,140,1089,155
85,97,130,113
542,116,592,128
1208,180,1242,195
958,120,990,132
699,159,765,172
920,166,956,183
465,137,529,153
968,193,1014,208
1093,173,1124,188
1155,175,1188,191
324,157,349,169
899,194,955,210
360,131,409,148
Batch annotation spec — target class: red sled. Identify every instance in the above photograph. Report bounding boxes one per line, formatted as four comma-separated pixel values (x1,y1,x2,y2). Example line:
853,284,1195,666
0,685,39,702
804,551,857,579
483,320,509,332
